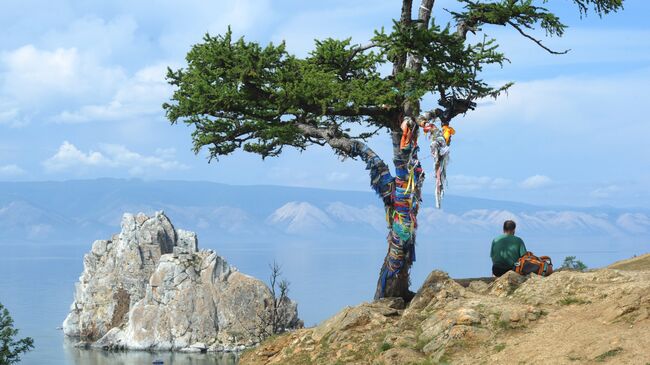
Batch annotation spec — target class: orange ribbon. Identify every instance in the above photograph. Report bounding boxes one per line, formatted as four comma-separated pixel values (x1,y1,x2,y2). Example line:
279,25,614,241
442,125,455,145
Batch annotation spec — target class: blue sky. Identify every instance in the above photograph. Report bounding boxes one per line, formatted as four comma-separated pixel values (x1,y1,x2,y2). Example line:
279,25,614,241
0,0,648,208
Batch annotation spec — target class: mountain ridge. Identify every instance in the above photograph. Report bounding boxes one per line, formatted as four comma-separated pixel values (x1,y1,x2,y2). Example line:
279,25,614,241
0,179,647,245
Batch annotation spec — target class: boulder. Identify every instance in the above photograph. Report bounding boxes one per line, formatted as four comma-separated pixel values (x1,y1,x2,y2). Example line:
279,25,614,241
63,211,301,351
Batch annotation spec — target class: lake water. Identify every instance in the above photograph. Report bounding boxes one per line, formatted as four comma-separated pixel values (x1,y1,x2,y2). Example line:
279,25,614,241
0,235,647,365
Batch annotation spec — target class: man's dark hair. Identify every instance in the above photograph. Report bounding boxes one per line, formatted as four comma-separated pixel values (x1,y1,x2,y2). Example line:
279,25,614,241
503,220,516,232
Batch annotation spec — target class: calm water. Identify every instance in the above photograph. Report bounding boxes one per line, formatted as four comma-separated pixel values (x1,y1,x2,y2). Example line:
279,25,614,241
0,236,647,365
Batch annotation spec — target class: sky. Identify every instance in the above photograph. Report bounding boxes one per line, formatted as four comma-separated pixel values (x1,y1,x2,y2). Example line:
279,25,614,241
0,0,648,208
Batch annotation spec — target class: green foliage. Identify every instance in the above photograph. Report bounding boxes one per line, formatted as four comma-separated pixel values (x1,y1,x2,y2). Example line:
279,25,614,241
561,256,588,271
164,29,395,159
572,0,624,17
452,0,567,36
373,19,511,106
453,0,623,37
494,343,506,352
379,342,392,352
164,1,624,163
0,303,34,365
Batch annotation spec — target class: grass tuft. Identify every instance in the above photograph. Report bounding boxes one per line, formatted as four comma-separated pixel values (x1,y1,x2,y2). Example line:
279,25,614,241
496,319,510,330
558,296,590,306
379,342,392,352
595,347,623,362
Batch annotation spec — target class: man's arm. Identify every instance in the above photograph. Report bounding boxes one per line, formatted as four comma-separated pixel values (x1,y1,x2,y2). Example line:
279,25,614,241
519,238,528,257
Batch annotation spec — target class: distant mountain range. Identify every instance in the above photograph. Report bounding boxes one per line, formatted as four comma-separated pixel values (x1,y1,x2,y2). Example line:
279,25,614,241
0,179,648,247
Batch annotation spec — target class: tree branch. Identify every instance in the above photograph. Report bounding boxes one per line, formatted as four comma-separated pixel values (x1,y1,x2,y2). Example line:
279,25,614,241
407,0,436,72
417,0,435,28
323,105,390,118
465,34,487,102
349,125,384,141
508,21,570,55
455,12,475,40
401,0,414,23
296,122,378,159
403,0,436,118
295,122,394,203
348,41,379,62
392,0,414,78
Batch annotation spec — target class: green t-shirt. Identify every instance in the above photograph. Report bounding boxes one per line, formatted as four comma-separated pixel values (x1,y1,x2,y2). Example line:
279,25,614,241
490,234,527,268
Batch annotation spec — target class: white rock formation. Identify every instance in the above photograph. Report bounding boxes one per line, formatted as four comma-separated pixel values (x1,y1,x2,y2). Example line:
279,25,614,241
63,211,300,352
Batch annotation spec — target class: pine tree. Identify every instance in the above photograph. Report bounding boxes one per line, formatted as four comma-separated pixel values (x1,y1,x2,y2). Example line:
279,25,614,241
0,303,34,365
165,0,624,299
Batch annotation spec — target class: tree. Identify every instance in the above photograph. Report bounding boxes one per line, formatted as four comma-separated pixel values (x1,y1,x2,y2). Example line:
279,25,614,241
236,261,295,341
164,0,623,300
560,256,588,271
0,303,34,365
261,261,292,337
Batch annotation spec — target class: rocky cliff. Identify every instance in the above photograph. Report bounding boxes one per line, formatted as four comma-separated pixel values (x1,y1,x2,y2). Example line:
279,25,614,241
242,254,650,364
63,211,301,352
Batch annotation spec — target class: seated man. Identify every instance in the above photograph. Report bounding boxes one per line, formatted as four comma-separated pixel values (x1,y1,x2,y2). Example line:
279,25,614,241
490,220,527,277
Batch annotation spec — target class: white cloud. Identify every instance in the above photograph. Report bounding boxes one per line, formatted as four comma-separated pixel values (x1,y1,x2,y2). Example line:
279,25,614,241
0,45,125,104
43,141,110,171
448,175,512,191
447,68,650,205
41,15,138,61
521,175,552,189
154,147,177,160
0,164,26,177
0,1,645,205
42,141,188,176
488,28,650,69
99,144,187,175
0,15,155,126
54,64,172,123
0,104,29,127
466,69,650,134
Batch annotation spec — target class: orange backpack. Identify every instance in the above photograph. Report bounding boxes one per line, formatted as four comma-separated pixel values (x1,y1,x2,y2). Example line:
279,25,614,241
514,252,553,276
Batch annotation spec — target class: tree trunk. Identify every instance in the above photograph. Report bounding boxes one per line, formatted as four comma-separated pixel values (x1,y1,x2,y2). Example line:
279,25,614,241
373,0,435,300
374,130,423,300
